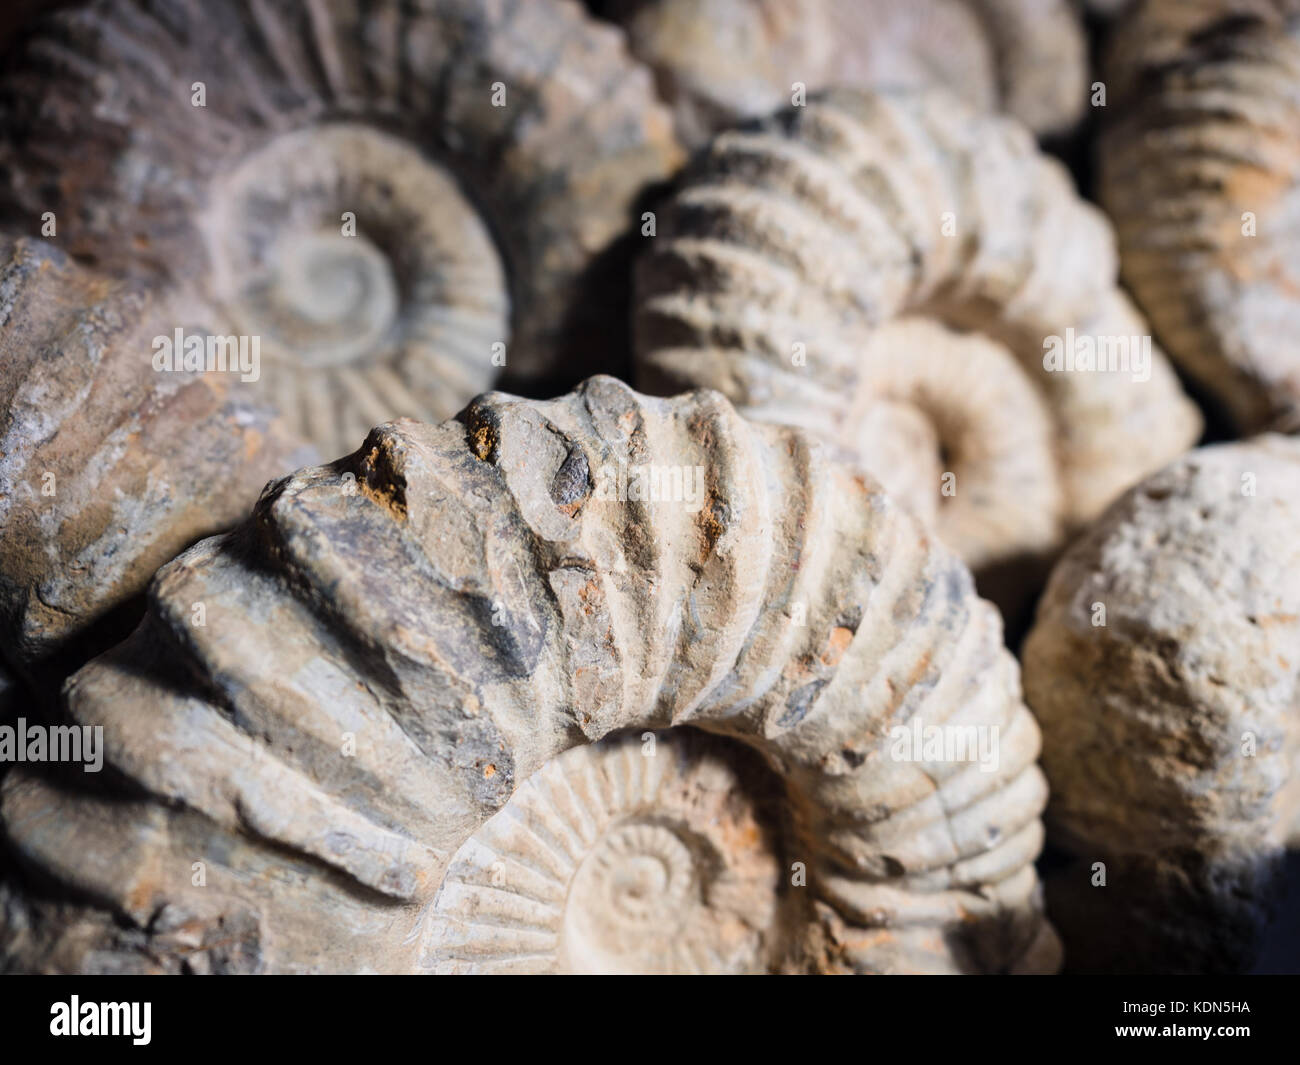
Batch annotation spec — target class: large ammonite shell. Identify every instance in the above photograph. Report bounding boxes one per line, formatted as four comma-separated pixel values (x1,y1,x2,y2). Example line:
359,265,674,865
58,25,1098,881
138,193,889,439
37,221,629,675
0,0,682,458
0,377,1058,974
596,0,1087,145
0,237,308,682
633,88,1202,583
1099,0,1300,433
1022,435,1300,973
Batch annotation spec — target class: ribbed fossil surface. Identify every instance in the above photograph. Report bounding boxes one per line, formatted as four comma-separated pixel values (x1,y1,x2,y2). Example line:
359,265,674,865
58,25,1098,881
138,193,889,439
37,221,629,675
1100,0,1300,432
0,237,307,678
0,0,682,457
427,729,791,973
0,377,1057,974
600,0,1086,145
1023,435,1300,972
634,88,1201,576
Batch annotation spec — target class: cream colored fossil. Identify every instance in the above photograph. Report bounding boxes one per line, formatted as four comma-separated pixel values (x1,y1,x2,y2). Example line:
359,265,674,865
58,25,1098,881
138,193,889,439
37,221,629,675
0,377,1058,974
634,88,1202,580
1022,435,1300,973
599,0,1087,144
0,237,306,680
1099,0,1300,432
0,0,681,458
428,729,791,974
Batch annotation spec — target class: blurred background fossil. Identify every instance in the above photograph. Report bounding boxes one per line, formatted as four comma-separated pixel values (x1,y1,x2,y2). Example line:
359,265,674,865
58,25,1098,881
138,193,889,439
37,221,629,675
0,0,683,459
593,0,1088,145
1023,435,1300,972
1100,0,1300,433
633,88,1201,626
1,379,1058,974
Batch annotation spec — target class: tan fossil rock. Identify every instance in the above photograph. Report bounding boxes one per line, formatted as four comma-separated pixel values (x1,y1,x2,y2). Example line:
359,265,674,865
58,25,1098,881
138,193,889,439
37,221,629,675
1099,0,1300,432
964,0,1091,136
599,0,1087,145
429,729,795,973
634,88,1202,584
0,236,308,680
1022,435,1300,972
1,377,1058,974
0,0,682,459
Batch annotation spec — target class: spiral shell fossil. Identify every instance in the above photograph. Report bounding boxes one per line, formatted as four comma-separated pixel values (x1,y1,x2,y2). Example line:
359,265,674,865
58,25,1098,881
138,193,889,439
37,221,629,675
598,0,1088,145
0,0,681,458
428,729,794,973
634,88,1202,580
0,236,307,680
1022,435,1300,973
1099,0,1300,432
0,377,1058,974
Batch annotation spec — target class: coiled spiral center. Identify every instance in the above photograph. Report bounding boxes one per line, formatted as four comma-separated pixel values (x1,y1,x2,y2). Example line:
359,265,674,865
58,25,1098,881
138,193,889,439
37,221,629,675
200,123,508,455
585,822,696,928
563,820,700,971
258,230,399,367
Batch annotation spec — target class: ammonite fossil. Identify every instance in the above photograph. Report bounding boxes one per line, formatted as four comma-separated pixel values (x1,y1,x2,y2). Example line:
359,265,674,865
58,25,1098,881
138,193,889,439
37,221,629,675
634,88,1202,582
0,0,682,458
596,0,1087,145
1099,0,1300,432
428,729,796,973
0,377,1059,974
1022,435,1300,973
0,236,307,682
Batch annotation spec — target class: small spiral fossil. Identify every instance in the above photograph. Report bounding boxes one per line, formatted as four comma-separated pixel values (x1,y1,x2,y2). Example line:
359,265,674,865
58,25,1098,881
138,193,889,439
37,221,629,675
634,88,1201,580
1100,0,1300,432
0,236,307,680
1023,434,1300,973
0,377,1057,974
0,0,682,457
598,0,1087,145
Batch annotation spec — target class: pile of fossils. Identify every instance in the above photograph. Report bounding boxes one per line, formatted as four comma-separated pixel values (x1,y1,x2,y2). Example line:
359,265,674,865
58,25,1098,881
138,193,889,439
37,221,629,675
0,0,1296,975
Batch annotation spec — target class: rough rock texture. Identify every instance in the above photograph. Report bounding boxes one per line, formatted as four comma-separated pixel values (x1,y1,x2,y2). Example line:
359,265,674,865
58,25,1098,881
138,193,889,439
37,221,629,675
1022,436,1300,973
0,237,308,681
634,88,1201,580
1,377,1058,974
1100,0,1300,432
0,0,683,457
599,0,1086,145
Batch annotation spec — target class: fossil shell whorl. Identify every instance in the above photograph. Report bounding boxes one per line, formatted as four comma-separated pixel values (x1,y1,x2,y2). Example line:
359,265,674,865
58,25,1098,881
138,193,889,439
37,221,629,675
0,236,307,680
598,0,1086,144
1099,0,1300,433
428,729,795,974
1022,436,1300,973
0,376,1056,974
0,0,682,458
633,88,1202,578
